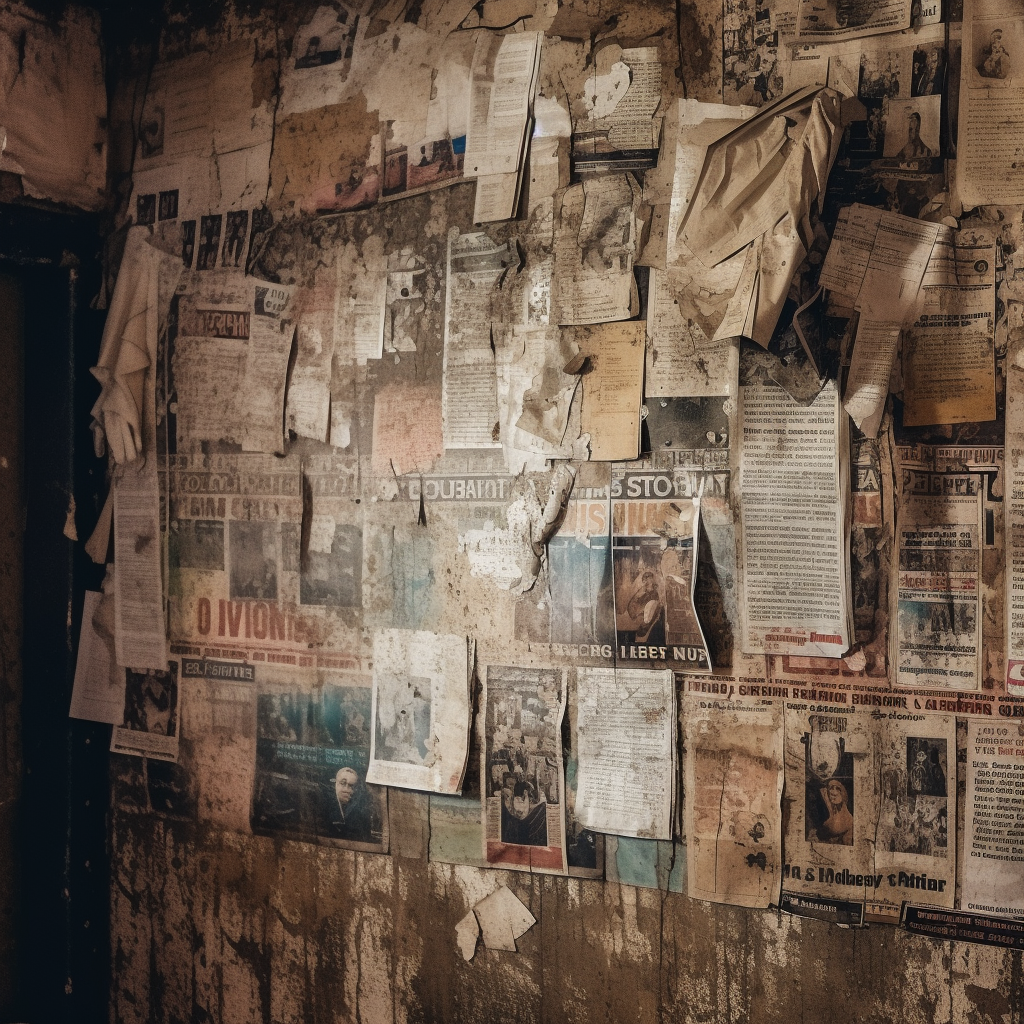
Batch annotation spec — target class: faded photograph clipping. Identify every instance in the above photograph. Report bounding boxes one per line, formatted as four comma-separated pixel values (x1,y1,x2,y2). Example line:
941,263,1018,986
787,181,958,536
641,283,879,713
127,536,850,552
251,682,388,851
879,736,949,856
804,716,855,847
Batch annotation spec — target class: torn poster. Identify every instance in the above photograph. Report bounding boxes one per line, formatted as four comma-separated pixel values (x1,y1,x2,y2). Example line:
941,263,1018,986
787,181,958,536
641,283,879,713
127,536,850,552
366,629,471,794
574,667,676,839
893,470,984,692
370,383,443,478
685,699,783,908
573,44,662,175
286,270,340,443
611,467,712,670
781,706,955,920
963,719,1024,919
113,462,167,671
574,321,645,462
70,589,126,725
251,667,389,853
110,661,180,762
737,363,851,659
552,176,639,326
482,664,567,873
442,228,516,449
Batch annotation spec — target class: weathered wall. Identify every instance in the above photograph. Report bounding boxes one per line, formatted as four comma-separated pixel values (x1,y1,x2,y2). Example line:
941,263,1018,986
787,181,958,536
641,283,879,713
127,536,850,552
98,0,1024,1021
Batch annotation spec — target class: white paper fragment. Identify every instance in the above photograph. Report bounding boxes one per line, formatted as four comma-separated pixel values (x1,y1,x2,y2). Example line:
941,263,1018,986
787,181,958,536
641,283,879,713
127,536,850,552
456,911,480,962
473,886,536,951
309,514,337,554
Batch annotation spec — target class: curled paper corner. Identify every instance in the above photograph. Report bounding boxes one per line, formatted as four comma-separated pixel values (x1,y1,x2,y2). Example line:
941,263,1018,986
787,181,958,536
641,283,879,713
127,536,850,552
473,885,536,952
455,910,480,962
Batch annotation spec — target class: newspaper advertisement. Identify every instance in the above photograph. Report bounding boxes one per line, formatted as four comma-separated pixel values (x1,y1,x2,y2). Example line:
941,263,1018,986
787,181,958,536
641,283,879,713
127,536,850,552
611,468,712,670
893,471,984,692
251,669,389,852
902,226,997,427
110,661,180,762
737,367,851,659
685,699,784,908
482,664,567,873
963,719,1024,918
782,706,955,919
113,462,167,671
574,667,676,839
795,0,912,42
442,228,516,450
958,0,1024,207
366,629,471,795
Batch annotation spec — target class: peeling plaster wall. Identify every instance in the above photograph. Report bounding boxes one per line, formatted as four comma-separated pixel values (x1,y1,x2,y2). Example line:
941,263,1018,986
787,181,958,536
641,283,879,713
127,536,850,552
103,1,1024,1021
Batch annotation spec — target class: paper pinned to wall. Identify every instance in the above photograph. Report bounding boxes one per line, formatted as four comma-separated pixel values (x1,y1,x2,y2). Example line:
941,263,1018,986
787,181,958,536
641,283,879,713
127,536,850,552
684,699,783,908
70,588,127,725
574,321,645,461
367,629,472,794
473,885,536,951
574,667,676,839
113,462,167,671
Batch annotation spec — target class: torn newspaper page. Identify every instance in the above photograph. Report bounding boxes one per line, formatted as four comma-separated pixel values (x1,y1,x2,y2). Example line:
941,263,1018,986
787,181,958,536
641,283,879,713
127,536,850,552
794,0,912,42
611,468,712,670
574,667,675,839
483,664,567,873
958,0,1024,207
737,365,851,658
70,588,126,724
963,719,1024,919
679,86,842,269
685,699,784,908
442,228,516,449
110,661,180,762
286,271,339,443
367,629,471,794
251,667,389,853
902,225,997,427
574,321,645,461
782,706,955,920
552,176,639,326
573,45,662,175
113,462,166,671
893,469,984,691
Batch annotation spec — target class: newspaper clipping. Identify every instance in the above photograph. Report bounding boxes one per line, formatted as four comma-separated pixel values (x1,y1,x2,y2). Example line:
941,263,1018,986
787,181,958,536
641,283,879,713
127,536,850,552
964,719,1024,918
574,667,676,839
782,706,955,919
366,629,471,795
110,660,180,761
482,664,567,873
893,471,984,691
685,699,784,908
737,370,851,658
251,670,389,852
